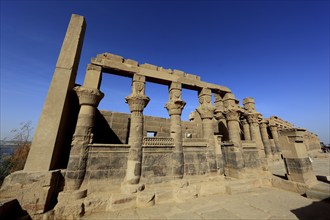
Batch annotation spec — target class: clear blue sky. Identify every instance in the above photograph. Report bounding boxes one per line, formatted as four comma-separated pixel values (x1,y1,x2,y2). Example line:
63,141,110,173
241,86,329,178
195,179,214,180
1,1,329,143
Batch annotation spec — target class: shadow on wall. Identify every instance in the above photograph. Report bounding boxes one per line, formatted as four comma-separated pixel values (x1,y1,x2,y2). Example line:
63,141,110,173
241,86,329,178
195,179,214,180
218,121,229,141
291,198,330,220
93,110,123,144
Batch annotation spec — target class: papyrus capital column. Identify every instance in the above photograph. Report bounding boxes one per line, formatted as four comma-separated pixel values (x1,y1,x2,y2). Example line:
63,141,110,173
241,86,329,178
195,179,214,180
244,98,264,151
196,88,217,173
65,86,104,191
223,93,241,147
125,74,149,184
246,113,265,152
260,120,272,157
165,82,185,178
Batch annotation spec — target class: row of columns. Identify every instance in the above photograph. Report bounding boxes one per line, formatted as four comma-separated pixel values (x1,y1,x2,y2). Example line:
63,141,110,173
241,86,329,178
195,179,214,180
64,66,284,190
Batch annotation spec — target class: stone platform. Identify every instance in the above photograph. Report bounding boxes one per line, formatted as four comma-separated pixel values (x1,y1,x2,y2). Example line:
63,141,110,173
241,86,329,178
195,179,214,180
83,187,330,220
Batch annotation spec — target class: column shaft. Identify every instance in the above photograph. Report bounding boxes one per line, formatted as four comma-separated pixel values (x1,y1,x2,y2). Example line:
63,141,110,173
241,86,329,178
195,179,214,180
270,126,281,153
260,122,272,157
65,86,103,191
242,120,251,141
197,88,217,173
125,74,149,184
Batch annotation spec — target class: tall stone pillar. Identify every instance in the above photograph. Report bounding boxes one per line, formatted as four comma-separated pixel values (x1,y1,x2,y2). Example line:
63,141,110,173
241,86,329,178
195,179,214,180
125,74,150,184
65,86,104,191
25,14,86,171
165,82,185,179
247,114,265,153
196,88,217,173
214,93,225,174
242,119,251,141
270,125,281,153
223,93,242,147
243,98,264,152
225,111,242,147
259,120,272,157
222,93,245,178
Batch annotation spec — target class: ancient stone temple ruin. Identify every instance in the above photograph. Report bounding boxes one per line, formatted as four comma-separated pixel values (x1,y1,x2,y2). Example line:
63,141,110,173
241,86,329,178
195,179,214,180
0,14,327,219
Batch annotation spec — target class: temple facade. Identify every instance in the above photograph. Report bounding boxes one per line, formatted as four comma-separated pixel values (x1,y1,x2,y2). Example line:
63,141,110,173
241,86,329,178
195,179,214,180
0,14,324,219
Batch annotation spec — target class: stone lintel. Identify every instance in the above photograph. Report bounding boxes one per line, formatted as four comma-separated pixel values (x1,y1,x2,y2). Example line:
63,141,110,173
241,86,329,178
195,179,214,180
91,54,231,93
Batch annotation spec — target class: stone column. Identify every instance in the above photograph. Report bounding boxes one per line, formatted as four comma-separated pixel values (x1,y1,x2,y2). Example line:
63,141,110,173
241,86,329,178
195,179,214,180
270,125,281,153
25,14,86,171
242,119,251,141
214,93,225,174
65,86,104,191
269,139,277,155
222,93,245,178
165,82,185,179
125,74,150,184
196,88,217,173
247,114,264,152
260,120,272,157
243,98,264,153
225,111,241,147
223,93,242,147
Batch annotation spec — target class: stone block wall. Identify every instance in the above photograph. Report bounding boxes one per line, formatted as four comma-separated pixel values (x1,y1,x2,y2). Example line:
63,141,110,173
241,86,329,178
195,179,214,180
183,145,209,175
85,144,129,184
94,110,203,144
141,146,173,184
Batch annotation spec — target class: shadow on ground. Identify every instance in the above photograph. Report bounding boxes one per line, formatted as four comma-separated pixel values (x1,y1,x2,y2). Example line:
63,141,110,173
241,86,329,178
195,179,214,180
316,175,330,184
291,198,330,220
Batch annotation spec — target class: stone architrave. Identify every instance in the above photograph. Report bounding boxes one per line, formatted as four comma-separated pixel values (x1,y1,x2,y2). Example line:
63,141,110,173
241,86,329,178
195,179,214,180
259,120,272,157
242,119,251,141
196,88,217,173
125,74,150,184
25,14,86,171
65,86,104,191
270,125,281,153
165,82,186,179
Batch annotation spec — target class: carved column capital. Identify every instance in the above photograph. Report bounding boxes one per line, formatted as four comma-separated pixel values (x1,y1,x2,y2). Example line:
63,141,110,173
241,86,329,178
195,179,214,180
269,124,278,131
165,82,185,116
165,100,186,116
259,120,268,129
243,97,256,114
246,113,260,124
74,86,104,107
224,110,240,121
125,96,150,113
242,118,249,125
197,88,215,119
